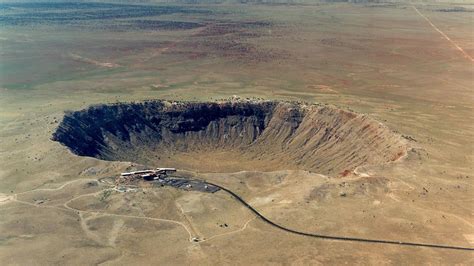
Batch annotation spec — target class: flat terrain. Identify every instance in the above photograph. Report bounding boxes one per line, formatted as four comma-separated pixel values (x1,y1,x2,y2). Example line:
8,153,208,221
0,1,473,265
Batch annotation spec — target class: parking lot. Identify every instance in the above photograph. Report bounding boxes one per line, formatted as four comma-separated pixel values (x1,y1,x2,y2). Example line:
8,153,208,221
153,177,220,193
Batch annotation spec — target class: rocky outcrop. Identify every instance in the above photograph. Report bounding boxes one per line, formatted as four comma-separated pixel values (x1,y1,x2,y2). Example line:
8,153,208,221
53,100,408,174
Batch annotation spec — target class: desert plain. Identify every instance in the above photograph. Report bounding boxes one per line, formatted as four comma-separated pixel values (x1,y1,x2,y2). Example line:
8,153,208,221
0,1,473,264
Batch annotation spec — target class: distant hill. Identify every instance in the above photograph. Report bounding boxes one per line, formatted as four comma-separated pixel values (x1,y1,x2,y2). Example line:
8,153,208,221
2,0,472,4
111,0,474,4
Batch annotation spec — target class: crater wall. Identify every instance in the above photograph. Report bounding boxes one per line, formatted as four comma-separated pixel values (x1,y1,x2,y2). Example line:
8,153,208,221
53,100,408,174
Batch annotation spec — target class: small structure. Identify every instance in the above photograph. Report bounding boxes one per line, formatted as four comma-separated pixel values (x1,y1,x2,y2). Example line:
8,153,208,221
156,168,176,174
120,168,176,180
142,173,157,181
121,170,155,177
118,168,175,185
117,167,220,194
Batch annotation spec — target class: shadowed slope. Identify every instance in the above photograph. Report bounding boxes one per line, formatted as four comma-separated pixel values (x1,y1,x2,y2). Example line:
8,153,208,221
53,100,408,174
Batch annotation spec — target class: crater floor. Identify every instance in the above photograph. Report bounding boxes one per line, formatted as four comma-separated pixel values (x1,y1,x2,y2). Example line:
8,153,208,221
53,100,408,175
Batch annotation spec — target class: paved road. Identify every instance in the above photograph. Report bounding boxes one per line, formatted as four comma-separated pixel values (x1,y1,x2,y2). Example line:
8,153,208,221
206,181,474,251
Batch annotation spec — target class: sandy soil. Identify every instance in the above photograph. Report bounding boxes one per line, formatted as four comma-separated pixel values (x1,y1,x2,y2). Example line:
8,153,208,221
0,2,473,265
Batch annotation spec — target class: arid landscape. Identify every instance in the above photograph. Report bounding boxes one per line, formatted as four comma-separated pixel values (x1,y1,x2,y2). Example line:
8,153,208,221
0,1,473,265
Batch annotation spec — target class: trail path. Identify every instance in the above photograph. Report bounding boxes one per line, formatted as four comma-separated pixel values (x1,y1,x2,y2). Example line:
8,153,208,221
412,6,473,62
206,180,474,251
8,181,195,243
15,178,98,195
175,202,202,240
200,217,255,243
4,177,473,251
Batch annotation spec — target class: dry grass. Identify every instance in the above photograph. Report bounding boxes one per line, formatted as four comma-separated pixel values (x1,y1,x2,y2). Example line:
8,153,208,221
0,2,472,264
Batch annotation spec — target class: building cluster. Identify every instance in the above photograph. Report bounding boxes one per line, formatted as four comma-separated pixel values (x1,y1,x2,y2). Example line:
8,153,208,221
116,168,177,186
115,167,220,193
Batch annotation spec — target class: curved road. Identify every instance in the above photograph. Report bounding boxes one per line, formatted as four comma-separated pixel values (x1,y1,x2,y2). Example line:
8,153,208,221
205,181,474,251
